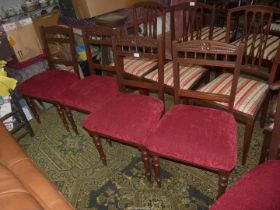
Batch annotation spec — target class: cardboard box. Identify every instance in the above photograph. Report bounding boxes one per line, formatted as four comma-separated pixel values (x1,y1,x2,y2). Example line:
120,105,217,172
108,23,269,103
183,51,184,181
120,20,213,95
32,11,60,49
72,0,140,19
2,18,42,62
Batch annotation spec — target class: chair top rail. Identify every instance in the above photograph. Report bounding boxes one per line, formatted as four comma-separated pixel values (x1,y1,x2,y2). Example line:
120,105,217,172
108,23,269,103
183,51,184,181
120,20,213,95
228,5,280,14
173,40,245,111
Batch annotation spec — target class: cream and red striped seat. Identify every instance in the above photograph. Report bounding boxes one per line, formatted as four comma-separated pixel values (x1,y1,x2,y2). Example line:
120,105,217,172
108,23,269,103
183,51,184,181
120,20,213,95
144,61,207,90
271,22,280,32
271,19,280,31
123,57,158,77
198,73,269,116
233,34,280,61
190,26,227,42
270,21,280,36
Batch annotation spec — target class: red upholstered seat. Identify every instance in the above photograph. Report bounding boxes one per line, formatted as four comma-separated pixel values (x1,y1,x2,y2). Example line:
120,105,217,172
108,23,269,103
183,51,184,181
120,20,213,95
18,70,79,101
145,104,237,171
83,93,163,145
211,160,280,210
55,75,120,112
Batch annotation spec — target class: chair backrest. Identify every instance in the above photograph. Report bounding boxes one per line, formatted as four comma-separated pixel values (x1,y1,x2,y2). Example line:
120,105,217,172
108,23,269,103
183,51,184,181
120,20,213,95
226,5,280,42
170,1,216,42
41,25,81,78
225,5,280,81
172,40,244,112
132,1,166,39
82,25,121,75
113,35,165,101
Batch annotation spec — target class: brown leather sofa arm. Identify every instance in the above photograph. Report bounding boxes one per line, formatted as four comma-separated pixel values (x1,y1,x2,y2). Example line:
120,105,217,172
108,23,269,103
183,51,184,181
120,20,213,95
0,122,74,210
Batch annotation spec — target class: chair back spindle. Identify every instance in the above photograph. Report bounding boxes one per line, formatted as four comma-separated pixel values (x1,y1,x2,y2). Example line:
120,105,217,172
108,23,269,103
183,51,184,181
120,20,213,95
226,5,280,80
82,25,121,75
133,1,166,39
170,1,216,42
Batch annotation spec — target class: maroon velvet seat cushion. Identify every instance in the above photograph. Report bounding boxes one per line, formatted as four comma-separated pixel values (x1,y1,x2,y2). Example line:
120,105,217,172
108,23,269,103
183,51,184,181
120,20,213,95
18,70,79,101
145,105,237,171
55,75,120,112
211,160,280,210
83,94,164,145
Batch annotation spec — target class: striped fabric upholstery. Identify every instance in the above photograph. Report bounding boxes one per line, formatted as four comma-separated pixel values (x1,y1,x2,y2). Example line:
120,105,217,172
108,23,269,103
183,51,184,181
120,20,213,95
123,57,158,77
145,61,207,90
198,73,269,116
188,26,227,42
233,34,280,61
271,21,280,32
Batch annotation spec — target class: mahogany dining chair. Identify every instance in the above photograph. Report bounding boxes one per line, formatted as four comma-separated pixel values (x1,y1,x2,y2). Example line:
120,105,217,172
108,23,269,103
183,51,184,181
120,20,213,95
209,5,280,164
55,25,122,135
82,36,165,181
145,40,244,198
18,25,81,132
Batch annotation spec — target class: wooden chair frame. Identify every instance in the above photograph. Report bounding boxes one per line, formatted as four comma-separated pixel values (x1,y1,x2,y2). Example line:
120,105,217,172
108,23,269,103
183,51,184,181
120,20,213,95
123,1,167,82
170,1,216,43
223,5,280,164
148,40,244,198
22,26,80,132
63,25,121,135
83,36,164,179
260,49,280,163
113,35,165,101
133,1,166,40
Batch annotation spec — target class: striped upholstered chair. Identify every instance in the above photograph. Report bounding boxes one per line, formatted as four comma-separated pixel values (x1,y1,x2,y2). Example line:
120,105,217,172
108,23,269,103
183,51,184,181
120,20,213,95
145,1,220,94
197,11,280,165
226,5,280,65
120,1,166,80
169,1,227,42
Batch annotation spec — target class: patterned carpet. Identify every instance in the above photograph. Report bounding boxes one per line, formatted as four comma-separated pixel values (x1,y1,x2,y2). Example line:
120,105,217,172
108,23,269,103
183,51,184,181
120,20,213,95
16,103,263,210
